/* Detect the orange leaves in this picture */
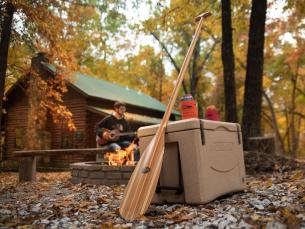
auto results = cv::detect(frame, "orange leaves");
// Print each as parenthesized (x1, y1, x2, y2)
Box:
(290, 170, 304, 181)
(163, 206, 197, 223)
(27, 72, 76, 142)
(285, 48, 305, 65)
(279, 207, 301, 227)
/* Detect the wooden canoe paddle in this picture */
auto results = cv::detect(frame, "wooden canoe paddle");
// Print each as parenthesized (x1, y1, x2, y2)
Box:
(119, 12, 212, 221)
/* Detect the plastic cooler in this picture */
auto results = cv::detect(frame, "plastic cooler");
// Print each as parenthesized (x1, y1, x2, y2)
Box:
(137, 118, 246, 204)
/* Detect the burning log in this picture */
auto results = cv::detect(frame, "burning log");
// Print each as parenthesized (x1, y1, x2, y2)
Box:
(104, 143, 137, 166)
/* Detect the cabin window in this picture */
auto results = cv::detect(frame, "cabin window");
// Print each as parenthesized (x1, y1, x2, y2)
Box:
(62, 132, 74, 148)
(37, 130, 51, 149)
(61, 131, 85, 148)
(15, 129, 51, 149)
(15, 128, 25, 149)
(74, 131, 85, 147)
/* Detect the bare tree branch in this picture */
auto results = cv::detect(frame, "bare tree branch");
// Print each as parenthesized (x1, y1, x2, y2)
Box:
(262, 110, 274, 128)
(150, 31, 188, 94)
(296, 87, 305, 97)
(62, 0, 101, 8)
(262, 90, 286, 154)
(202, 25, 218, 41)
(194, 38, 220, 90)
(294, 111, 305, 119)
(236, 56, 246, 70)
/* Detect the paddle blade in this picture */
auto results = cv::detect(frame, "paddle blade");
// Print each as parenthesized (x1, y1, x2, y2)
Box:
(119, 134, 165, 220)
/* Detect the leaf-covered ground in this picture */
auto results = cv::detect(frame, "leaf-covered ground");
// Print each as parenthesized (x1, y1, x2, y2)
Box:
(0, 156, 305, 228)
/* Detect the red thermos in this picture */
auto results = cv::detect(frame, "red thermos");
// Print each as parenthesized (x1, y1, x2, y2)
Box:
(179, 94, 198, 119)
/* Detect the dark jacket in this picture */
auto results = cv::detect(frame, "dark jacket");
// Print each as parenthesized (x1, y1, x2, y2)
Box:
(95, 114, 133, 143)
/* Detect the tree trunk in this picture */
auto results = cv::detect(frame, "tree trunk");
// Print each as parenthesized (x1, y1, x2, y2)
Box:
(262, 91, 285, 154)
(290, 73, 298, 158)
(242, 0, 267, 149)
(0, 2, 14, 135)
(221, 0, 238, 123)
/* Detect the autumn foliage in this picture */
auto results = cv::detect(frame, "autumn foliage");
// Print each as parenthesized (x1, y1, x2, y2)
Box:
(25, 70, 75, 150)
(1, 0, 304, 156)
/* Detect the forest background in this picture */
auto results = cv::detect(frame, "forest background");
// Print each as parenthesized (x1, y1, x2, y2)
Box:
(0, 0, 304, 158)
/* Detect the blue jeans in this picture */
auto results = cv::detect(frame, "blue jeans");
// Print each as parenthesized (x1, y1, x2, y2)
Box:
(108, 141, 140, 161)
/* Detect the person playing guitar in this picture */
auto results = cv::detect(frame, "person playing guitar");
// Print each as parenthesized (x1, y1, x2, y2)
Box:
(95, 101, 139, 160)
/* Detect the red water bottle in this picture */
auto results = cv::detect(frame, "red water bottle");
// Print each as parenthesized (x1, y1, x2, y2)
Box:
(205, 105, 220, 121)
(179, 94, 198, 119)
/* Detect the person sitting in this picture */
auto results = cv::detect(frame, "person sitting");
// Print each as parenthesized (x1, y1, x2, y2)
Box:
(205, 105, 220, 121)
(95, 101, 140, 161)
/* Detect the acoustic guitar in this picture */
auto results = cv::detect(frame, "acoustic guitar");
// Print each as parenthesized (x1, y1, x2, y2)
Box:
(97, 129, 136, 145)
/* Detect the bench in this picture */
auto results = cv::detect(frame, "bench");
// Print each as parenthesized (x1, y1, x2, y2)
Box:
(13, 147, 109, 182)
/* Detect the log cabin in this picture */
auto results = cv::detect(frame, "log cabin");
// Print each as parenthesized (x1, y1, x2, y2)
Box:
(1, 53, 179, 169)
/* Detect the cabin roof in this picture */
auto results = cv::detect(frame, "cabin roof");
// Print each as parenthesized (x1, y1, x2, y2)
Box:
(42, 63, 180, 116)
(87, 106, 162, 124)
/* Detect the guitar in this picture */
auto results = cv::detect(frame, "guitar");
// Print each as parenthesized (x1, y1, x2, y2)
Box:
(97, 129, 136, 145)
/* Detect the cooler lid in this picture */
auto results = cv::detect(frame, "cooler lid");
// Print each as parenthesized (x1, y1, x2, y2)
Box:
(137, 118, 240, 137)
(200, 119, 240, 132)
(137, 118, 200, 137)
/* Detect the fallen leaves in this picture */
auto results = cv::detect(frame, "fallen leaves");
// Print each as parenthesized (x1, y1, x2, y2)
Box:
(291, 170, 304, 181)
(250, 213, 274, 222)
(0, 168, 304, 228)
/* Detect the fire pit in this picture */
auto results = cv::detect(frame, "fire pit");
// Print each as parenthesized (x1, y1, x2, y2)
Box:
(70, 161, 135, 185)
(70, 142, 137, 185)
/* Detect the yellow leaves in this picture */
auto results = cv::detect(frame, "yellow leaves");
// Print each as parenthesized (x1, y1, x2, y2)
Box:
(15, 225, 31, 229)
(264, 179, 273, 188)
(298, 67, 305, 76)
(162, 206, 197, 223)
(78, 200, 93, 209)
(290, 170, 304, 181)
(285, 49, 303, 66)
(280, 207, 300, 226)
(263, 75, 273, 88)
(250, 213, 273, 222)
(26, 73, 76, 137)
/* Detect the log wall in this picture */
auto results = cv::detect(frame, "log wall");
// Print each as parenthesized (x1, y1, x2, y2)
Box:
(5, 87, 29, 160)
(5, 85, 99, 167)
(48, 87, 94, 167)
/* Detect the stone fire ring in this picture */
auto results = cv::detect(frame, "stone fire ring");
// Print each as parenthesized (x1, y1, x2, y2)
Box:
(70, 162, 135, 185)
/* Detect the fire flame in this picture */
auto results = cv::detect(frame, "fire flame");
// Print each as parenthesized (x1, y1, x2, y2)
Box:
(104, 143, 136, 166)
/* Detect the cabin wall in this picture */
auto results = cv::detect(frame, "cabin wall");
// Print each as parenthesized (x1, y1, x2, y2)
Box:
(5, 87, 29, 160)
(48, 87, 94, 167)
(86, 110, 105, 148)
(3, 85, 97, 168)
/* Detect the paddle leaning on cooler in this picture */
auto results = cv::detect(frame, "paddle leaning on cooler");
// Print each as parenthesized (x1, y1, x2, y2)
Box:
(119, 12, 212, 220)
(94, 101, 140, 161)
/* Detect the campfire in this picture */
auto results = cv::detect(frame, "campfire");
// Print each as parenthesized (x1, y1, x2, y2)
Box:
(104, 143, 137, 166)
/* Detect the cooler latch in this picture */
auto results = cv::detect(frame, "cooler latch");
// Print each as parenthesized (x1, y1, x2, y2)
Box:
(236, 124, 241, 144)
(200, 121, 205, 145)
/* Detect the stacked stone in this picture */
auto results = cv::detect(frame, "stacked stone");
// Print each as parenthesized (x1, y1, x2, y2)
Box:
(70, 162, 135, 185)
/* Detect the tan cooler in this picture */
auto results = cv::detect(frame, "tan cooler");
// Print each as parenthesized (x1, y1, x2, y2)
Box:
(137, 118, 246, 204)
